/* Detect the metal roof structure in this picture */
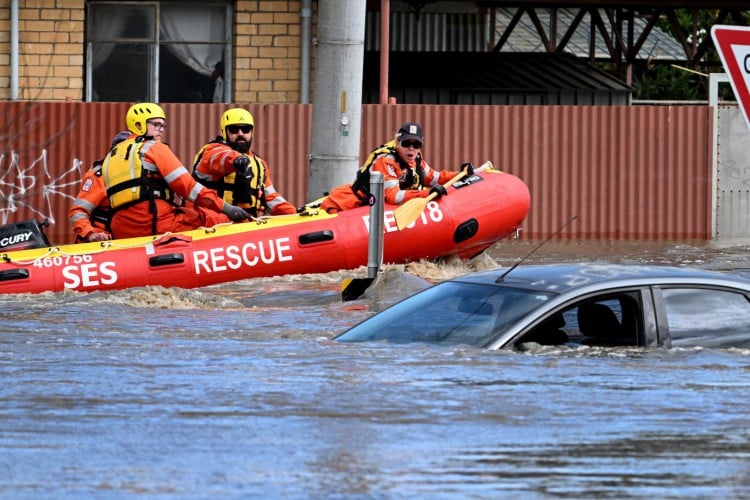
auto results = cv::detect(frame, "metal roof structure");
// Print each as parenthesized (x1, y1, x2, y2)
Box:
(367, 6, 738, 64)
(492, 7, 685, 60)
(366, 2, 748, 104)
(473, 0, 748, 8)
(363, 51, 633, 105)
(384, 1, 749, 65)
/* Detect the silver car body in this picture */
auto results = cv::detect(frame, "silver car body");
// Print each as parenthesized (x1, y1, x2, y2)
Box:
(335, 263, 750, 349)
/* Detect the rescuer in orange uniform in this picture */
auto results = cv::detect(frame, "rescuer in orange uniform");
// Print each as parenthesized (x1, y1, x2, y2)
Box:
(100, 103, 248, 239)
(69, 131, 130, 242)
(319, 122, 470, 213)
(192, 108, 296, 218)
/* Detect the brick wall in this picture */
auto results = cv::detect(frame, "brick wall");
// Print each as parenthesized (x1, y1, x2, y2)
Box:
(235, 0, 312, 103)
(0, 0, 85, 101)
(0, 0, 313, 103)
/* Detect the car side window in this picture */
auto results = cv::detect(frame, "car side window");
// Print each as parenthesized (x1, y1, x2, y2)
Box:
(516, 292, 642, 348)
(566, 295, 641, 346)
(660, 288, 750, 348)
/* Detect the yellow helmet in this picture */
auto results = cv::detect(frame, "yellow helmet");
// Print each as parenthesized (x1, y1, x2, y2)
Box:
(126, 103, 166, 135)
(220, 108, 254, 140)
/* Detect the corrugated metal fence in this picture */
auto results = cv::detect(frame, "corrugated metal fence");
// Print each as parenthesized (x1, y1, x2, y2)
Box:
(0, 102, 711, 244)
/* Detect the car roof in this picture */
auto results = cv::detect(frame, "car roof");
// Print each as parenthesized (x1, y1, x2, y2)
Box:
(450, 263, 750, 294)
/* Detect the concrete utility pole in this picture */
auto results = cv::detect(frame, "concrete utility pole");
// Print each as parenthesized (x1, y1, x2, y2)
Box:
(307, 0, 367, 201)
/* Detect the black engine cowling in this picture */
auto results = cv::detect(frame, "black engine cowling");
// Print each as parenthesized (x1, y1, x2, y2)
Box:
(0, 219, 51, 251)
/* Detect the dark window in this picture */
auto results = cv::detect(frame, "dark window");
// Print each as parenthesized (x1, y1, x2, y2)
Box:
(86, 1, 230, 103)
(517, 292, 642, 348)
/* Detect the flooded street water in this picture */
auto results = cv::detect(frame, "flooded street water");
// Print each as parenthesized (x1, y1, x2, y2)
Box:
(2, 239, 750, 498)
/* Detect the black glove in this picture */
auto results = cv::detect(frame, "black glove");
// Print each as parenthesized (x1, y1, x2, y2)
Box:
(429, 185, 447, 199)
(222, 203, 250, 222)
(232, 155, 250, 174)
(398, 169, 415, 190)
(461, 162, 475, 176)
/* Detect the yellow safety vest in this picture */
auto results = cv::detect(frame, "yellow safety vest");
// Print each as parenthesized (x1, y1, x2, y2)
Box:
(352, 140, 424, 199)
(193, 140, 267, 212)
(101, 137, 172, 211)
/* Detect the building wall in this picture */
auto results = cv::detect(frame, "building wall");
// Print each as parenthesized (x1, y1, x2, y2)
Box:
(0, 102, 712, 245)
(235, 0, 311, 103)
(715, 105, 750, 240)
(0, 2, 630, 106)
(0, 0, 85, 101)
(0, 0, 312, 103)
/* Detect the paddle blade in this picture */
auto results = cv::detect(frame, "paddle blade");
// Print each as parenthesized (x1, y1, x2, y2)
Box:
(393, 196, 433, 231)
(341, 277, 375, 301)
(393, 169, 470, 231)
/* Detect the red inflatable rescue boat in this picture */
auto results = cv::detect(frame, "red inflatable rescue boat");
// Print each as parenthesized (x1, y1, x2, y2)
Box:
(0, 168, 530, 294)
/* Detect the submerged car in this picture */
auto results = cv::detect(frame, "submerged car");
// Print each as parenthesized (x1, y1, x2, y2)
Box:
(334, 263, 750, 349)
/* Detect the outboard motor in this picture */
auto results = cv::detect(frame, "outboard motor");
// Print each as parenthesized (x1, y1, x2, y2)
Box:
(0, 219, 51, 252)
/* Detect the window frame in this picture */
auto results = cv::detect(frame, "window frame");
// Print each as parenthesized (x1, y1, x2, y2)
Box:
(653, 285, 750, 348)
(513, 289, 646, 348)
(85, 0, 232, 103)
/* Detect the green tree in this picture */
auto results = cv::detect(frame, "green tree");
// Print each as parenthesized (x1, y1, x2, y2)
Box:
(630, 9, 748, 100)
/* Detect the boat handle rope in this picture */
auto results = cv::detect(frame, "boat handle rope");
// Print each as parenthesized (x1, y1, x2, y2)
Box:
(2, 232, 176, 265)
(2, 246, 60, 266)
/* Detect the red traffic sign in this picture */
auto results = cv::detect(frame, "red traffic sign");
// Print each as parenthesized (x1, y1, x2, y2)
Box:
(712, 25, 750, 132)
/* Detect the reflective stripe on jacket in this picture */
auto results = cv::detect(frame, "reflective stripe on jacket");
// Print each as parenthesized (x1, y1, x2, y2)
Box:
(69, 162, 112, 241)
(193, 139, 296, 216)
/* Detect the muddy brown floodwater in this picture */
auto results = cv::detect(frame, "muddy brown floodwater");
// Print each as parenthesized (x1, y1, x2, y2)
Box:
(2, 236, 750, 498)
(488, 238, 750, 269)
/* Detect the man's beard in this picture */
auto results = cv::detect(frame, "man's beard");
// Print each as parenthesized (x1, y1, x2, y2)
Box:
(229, 139, 250, 154)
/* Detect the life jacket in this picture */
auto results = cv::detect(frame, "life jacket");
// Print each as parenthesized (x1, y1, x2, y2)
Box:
(101, 136, 174, 232)
(193, 138, 267, 214)
(351, 139, 425, 203)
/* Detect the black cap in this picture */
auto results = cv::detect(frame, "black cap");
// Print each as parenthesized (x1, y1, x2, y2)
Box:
(396, 122, 423, 143)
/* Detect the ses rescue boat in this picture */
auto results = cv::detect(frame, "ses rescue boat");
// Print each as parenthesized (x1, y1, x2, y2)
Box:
(0, 168, 530, 295)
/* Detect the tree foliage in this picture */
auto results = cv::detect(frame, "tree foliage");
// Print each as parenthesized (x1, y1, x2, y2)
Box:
(629, 9, 748, 100)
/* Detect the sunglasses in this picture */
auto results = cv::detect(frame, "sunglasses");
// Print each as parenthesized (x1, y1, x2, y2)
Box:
(227, 125, 253, 134)
(400, 140, 422, 149)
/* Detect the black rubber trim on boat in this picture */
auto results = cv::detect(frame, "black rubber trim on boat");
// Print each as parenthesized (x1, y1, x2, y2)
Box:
(149, 253, 185, 267)
(454, 219, 479, 243)
(0, 268, 29, 281)
(298, 230, 334, 245)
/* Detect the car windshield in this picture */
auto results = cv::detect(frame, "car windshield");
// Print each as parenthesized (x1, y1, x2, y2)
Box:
(335, 281, 556, 347)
